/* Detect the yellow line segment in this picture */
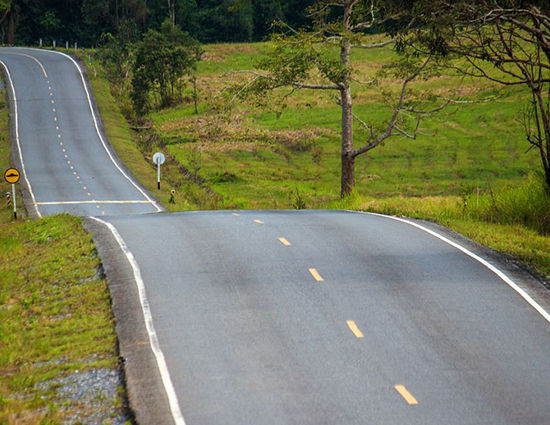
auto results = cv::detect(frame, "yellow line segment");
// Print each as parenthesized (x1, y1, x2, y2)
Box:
(5, 52, 49, 78)
(346, 320, 364, 338)
(278, 237, 291, 246)
(394, 385, 418, 405)
(309, 268, 324, 282)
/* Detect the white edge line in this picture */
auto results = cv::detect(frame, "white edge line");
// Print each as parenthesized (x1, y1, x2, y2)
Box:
(37, 200, 154, 205)
(0, 60, 41, 218)
(25, 48, 162, 212)
(352, 210, 550, 324)
(89, 217, 185, 425)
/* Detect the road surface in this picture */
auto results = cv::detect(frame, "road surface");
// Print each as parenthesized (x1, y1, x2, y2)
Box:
(3, 48, 550, 424)
(0, 47, 161, 217)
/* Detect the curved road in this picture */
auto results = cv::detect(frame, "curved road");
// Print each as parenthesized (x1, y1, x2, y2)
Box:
(0, 47, 160, 216)
(3, 48, 550, 424)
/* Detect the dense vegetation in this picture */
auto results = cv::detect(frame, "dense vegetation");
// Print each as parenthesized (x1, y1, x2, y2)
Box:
(0, 0, 315, 46)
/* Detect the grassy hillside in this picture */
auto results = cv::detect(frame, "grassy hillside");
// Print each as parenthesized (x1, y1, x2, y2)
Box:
(150, 42, 536, 208)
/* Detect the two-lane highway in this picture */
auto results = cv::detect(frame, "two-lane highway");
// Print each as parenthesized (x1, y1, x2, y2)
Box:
(4, 47, 550, 424)
(91, 210, 550, 425)
(0, 47, 161, 216)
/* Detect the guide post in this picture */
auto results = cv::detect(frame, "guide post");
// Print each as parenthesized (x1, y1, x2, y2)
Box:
(153, 152, 166, 190)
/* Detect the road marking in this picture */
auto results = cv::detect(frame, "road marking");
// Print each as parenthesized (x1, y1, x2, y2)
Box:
(346, 320, 364, 338)
(395, 385, 418, 405)
(50, 92, 53, 96)
(96, 205, 100, 208)
(363, 212, 550, 325)
(309, 268, 324, 282)
(279, 237, 291, 246)
(0, 61, 41, 217)
(254, 219, 264, 224)
(51, 99, 54, 104)
(101, 211, 105, 216)
(36, 200, 155, 205)
(89, 217, 186, 425)
(56, 126, 60, 130)
(34, 49, 162, 213)
(83, 186, 87, 190)
(54, 117, 57, 121)
(232, 213, 241, 216)
(4, 52, 49, 78)
(53, 108, 56, 113)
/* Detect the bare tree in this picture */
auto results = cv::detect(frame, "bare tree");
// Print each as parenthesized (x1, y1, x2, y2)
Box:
(411, 0, 550, 188)
(226, 0, 443, 197)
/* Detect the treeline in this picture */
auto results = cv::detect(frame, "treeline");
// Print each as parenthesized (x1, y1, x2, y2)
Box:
(0, 0, 315, 46)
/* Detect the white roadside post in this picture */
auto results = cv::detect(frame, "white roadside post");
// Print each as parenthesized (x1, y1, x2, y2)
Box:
(4, 168, 20, 220)
(153, 152, 166, 190)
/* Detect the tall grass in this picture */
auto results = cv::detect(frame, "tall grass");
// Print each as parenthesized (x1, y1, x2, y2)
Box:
(463, 173, 550, 236)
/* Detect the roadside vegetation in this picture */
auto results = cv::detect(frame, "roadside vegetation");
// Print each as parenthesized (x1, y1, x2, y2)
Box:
(0, 68, 128, 424)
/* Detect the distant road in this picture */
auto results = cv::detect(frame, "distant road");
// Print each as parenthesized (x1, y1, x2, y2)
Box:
(5, 48, 550, 424)
(0, 47, 161, 216)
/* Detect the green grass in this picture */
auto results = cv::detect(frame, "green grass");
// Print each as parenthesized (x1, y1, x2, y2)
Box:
(0, 56, 127, 424)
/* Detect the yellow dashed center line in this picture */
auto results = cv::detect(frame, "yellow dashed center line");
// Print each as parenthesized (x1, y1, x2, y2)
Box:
(309, 268, 324, 282)
(394, 385, 418, 405)
(278, 237, 291, 246)
(346, 320, 364, 338)
(254, 219, 264, 224)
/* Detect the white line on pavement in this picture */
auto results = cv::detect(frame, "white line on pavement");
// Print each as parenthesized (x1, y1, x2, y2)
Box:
(362, 211, 550, 325)
(89, 217, 186, 425)
(0, 60, 41, 217)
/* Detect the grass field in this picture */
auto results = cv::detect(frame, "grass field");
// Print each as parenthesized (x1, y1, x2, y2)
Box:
(0, 58, 128, 424)
(84, 41, 550, 278)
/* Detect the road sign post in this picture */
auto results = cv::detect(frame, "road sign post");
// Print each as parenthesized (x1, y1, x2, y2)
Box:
(4, 168, 20, 220)
(153, 152, 166, 190)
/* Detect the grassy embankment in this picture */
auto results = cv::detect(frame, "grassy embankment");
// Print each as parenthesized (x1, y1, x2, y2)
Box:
(0, 61, 127, 423)
(85, 42, 550, 278)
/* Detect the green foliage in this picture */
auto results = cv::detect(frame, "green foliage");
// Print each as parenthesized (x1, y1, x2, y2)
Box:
(131, 21, 199, 115)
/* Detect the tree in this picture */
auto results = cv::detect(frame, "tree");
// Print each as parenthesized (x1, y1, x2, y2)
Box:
(227, 0, 440, 197)
(409, 0, 550, 189)
(131, 20, 199, 114)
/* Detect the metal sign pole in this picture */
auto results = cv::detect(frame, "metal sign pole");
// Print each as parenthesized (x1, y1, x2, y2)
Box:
(157, 161, 161, 190)
(12, 183, 16, 220)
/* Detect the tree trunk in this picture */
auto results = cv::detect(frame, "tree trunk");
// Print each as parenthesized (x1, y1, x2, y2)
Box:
(7, 10, 13, 46)
(340, 82, 354, 197)
(168, 0, 175, 24)
(340, 1, 355, 197)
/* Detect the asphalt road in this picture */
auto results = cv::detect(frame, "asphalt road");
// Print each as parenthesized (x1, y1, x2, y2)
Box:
(4, 48, 550, 424)
(0, 47, 160, 217)
(94, 210, 550, 425)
